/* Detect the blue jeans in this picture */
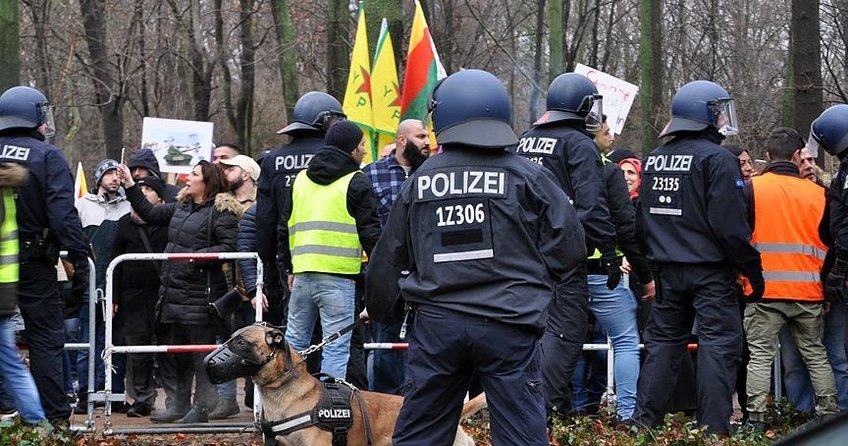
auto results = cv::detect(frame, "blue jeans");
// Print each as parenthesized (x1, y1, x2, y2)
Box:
(285, 273, 355, 379)
(369, 320, 406, 394)
(587, 274, 640, 420)
(571, 321, 607, 413)
(0, 316, 46, 424)
(63, 316, 80, 395)
(780, 301, 848, 411)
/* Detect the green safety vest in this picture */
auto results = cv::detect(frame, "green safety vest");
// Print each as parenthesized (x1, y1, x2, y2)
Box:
(589, 153, 622, 260)
(0, 188, 19, 311)
(288, 170, 362, 275)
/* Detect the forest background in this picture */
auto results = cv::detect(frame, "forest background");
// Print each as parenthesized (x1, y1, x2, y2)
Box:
(0, 0, 839, 176)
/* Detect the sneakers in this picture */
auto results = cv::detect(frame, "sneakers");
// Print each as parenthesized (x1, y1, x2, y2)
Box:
(126, 402, 152, 418)
(111, 401, 131, 414)
(150, 406, 189, 423)
(208, 399, 240, 420)
(741, 419, 766, 432)
(174, 406, 209, 423)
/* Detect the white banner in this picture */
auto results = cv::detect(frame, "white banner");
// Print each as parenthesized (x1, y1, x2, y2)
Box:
(574, 63, 639, 135)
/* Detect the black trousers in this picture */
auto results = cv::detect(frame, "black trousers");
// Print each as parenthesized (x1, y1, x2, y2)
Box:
(541, 275, 590, 416)
(17, 260, 69, 421)
(157, 322, 218, 411)
(393, 305, 548, 446)
(634, 263, 742, 434)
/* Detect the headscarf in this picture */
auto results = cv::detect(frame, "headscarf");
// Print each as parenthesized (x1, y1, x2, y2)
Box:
(617, 158, 642, 200)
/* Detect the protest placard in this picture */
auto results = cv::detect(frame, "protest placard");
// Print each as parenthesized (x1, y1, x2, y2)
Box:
(574, 64, 639, 135)
(141, 117, 214, 174)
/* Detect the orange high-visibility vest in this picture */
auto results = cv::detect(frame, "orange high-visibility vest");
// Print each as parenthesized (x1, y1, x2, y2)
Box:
(750, 172, 826, 301)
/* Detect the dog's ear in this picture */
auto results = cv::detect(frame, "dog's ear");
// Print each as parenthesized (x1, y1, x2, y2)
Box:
(265, 328, 285, 348)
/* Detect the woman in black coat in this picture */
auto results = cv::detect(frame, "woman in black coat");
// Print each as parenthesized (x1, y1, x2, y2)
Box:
(117, 161, 239, 423)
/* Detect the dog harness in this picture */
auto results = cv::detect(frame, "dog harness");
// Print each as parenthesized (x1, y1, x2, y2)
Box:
(261, 374, 373, 446)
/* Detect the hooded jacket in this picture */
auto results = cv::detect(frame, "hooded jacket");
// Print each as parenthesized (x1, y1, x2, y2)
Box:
(278, 145, 381, 275)
(127, 149, 181, 203)
(126, 185, 240, 325)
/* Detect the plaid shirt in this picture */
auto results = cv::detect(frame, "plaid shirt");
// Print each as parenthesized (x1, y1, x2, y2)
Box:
(363, 152, 411, 228)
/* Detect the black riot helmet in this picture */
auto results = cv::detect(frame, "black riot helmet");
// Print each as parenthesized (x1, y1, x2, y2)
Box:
(429, 69, 518, 149)
(276, 91, 346, 136)
(659, 80, 738, 138)
(536, 73, 603, 131)
(0, 86, 57, 138)
(808, 104, 848, 158)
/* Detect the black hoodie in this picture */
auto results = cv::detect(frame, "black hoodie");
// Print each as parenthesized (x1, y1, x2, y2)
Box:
(127, 148, 181, 203)
(278, 145, 381, 274)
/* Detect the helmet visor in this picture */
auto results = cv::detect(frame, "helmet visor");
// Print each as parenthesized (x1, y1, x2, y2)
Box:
(806, 131, 821, 159)
(315, 110, 347, 132)
(585, 95, 603, 132)
(39, 102, 56, 138)
(710, 98, 738, 136)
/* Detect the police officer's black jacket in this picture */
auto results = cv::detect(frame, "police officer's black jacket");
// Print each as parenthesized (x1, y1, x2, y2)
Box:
(514, 123, 616, 257)
(0, 131, 89, 260)
(603, 163, 651, 284)
(126, 185, 239, 325)
(277, 144, 381, 275)
(256, 134, 324, 266)
(636, 132, 760, 270)
(365, 146, 587, 330)
(827, 157, 848, 252)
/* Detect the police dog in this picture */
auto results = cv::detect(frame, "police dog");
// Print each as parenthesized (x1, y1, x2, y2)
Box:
(205, 323, 483, 446)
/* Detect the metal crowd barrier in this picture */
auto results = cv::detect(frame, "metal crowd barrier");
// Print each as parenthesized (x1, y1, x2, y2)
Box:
(57, 253, 98, 433)
(100, 252, 263, 435)
(364, 339, 784, 405)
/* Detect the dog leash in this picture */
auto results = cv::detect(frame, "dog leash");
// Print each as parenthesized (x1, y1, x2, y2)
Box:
(299, 318, 365, 359)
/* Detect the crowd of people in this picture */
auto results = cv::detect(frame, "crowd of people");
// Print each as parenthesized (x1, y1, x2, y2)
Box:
(0, 69, 846, 444)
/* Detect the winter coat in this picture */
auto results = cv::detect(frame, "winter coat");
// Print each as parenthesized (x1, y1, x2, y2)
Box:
(126, 185, 239, 325)
(111, 213, 168, 334)
(238, 204, 259, 296)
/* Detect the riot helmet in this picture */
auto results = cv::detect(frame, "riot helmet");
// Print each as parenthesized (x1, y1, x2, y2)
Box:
(659, 80, 738, 138)
(276, 91, 346, 136)
(428, 69, 517, 149)
(808, 104, 848, 158)
(537, 73, 603, 131)
(0, 86, 56, 138)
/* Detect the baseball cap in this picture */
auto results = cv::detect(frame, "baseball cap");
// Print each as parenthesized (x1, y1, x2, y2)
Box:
(219, 154, 261, 181)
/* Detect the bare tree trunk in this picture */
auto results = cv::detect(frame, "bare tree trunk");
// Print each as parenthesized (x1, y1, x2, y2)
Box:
(79, 0, 124, 161)
(270, 0, 299, 121)
(639, 0, 663, 155)
(326, 0, 349, 100)
(237, 0, 257, 152)
(531, 0, 547, 123)
(0, 0, 20, 91)
(547, 0, 563, 78)
(167, 0, 213, 121)
(134, 0, 149, 118)
(789, 0, 822, 142)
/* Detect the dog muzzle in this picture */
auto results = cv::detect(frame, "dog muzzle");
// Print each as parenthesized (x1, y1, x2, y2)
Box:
(204, 342, 273, 384)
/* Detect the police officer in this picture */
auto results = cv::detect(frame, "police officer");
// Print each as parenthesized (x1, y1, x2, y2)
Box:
(634, 80, 763, 434)
(0, 86, 90, 423)
(365, 69, 587, 445)
(514, 72, 618, 419)
(255, 91, 346, 325)
(811, 105, 848, 301)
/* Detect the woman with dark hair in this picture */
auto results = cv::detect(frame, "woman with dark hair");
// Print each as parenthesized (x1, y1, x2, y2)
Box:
(115, 161, 239, 423)
(724, 144, 755, 182)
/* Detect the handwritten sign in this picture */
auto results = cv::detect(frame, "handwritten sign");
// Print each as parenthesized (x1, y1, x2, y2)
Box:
(574, 64, 639, 135)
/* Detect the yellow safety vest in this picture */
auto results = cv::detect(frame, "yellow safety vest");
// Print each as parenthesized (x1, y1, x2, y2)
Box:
(288, 170, 362, 275)
(0, 188, 19, 303)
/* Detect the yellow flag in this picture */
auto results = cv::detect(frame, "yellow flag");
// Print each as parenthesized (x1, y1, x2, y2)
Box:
(74, 162, 88, 199)
(342, 5, 375, 164)
(371, 18, 401, 159)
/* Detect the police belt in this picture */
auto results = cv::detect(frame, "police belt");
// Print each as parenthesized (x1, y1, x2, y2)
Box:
(261, 374, 373, 446)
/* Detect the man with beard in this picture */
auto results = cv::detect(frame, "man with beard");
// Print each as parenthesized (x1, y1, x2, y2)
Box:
(220, 154, 260, 217)
(362, 119, 430, 394)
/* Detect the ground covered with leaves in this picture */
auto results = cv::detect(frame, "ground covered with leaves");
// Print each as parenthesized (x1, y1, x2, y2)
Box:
(0, 400, 818, 445)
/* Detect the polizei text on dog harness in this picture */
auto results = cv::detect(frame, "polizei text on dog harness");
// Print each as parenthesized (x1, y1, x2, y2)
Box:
(262, 375, 372, 446)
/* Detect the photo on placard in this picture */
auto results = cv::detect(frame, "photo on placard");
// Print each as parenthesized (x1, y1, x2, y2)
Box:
(141, 117, 214, 174)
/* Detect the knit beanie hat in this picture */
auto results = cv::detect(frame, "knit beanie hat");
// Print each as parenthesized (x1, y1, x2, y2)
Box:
(136, 176, 165, 200)
(324, 121, 363, 153)
(95, 159, 120, 186)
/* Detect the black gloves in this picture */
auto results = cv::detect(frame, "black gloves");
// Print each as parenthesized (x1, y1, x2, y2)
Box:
(71, 257, 90, 303)
(826, 248, 848, 303)
(739, 259, 765, 302)
(600, 252, 622, 290)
